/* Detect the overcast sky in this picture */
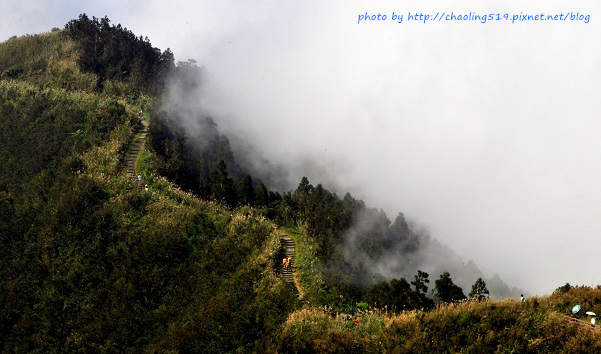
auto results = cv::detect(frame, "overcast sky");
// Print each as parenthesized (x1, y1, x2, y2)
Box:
(3, 0, 601, 295)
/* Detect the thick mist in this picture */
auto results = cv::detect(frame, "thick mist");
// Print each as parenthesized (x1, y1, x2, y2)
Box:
(159, 64, 525, 298)
(4, 0, 601, 295)
(159, 2, 601, 295)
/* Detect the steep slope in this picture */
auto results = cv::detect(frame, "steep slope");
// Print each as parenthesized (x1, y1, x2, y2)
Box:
(0, 25, 299, 353)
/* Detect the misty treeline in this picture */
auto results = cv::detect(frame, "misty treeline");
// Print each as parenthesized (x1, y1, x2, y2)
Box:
(146, 58, 502, 310)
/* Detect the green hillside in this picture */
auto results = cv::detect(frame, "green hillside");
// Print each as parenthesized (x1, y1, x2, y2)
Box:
(1, 15, 600, 352)
(0, 17, 296, 352)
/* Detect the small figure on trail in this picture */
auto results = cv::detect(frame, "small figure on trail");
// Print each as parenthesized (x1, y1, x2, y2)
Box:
(520, 294, 525, 302)
(586, 311, 597, 326)
(286, 257, 292, 268)
(283, 258, 288, 269)
(144, 184, 149, 192)
(137, 174, 142, 184)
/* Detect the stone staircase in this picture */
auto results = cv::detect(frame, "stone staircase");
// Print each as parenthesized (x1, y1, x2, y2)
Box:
(280, 234, 295, 283)
(126, 121, 148, 180)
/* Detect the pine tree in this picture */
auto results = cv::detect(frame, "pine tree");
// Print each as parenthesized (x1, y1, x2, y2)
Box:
(433, 271, 466, 303)
(411, 270, 434, 308)
(237, 174, 255, 206)
(209, 160, 237, 207)
(254, 182, 268, 207)
(412, 270, 429, 295)
(469, 277, 490, 301)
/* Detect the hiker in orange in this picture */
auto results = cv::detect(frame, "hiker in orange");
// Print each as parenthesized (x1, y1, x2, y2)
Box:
(282, 258, 288, 269)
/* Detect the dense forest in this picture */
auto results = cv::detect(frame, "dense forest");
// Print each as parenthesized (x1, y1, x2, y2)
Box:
(1, 14, 600, 352)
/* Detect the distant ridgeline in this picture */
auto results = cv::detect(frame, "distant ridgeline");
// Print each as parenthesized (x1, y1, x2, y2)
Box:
(1, 14, 529, 352)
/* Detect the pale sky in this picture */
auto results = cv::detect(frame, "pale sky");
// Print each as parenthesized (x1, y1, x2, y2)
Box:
(3, 0, 601, 295)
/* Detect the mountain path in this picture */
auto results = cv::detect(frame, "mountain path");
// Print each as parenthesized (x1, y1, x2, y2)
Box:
(280, 233, 304, 298)
(126, 120, 148, 180)
(561, 314, 600, 333)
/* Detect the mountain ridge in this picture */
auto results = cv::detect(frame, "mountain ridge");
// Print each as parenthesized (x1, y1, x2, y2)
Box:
(2, 16, 593, 353)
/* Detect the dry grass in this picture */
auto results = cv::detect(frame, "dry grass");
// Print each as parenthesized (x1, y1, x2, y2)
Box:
(277, 288, 601, 352)
(1, 31, 97, 90)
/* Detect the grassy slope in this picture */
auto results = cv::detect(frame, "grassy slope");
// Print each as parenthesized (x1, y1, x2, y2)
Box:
(276, 287, 601, 352)
(0, 31, 298, 352)
(278, 230, 601, 352)
(0, 30, 96, 90)
(60, 139, 296, 352)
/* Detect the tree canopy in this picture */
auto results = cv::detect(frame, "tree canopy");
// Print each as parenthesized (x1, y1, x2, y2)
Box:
(65, 14, 174, 93)
(469, 277, 490, 301)
(433, 271, 466, 303)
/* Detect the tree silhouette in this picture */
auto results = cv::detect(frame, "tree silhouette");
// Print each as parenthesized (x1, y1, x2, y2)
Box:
(411, 270, 434, 308)
(433, 271, 466, 303)
(65, 13, 174, 93)
(209, 160, 237, 207)
(469, 277, 490, 301)
(237, 174, 255, 206)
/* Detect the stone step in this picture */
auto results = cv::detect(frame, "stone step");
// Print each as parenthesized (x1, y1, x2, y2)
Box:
(125, 123, 149, 180)
(280, 234, 297, 284)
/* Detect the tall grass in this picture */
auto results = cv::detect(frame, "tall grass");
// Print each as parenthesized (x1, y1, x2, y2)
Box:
(276, 288, 601, 352)
(0, 31, 96, 90)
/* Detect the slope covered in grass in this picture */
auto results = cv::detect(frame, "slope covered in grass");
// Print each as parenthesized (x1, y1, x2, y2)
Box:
(275, 286, 601, 352)
(0, 23, 299, 352)
(0, 30, 96, 91)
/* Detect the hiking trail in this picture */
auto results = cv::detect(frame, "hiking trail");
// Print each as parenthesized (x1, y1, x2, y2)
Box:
(280, 233, 305, 299)
(125, 120, 148, 181)
(561, 314, 601, 334)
